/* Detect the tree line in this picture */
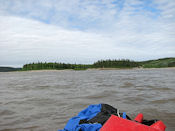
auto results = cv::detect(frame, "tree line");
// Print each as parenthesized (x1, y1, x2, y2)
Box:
(93, 59, 139, 68)
(22, 59, 139, 70)
(22, 62, 92, 70)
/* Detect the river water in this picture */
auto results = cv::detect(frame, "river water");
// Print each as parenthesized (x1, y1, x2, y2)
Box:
(0, 68, 175, 131)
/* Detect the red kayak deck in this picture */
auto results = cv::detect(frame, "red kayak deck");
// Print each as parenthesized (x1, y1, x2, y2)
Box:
(100, 115, 166, 131)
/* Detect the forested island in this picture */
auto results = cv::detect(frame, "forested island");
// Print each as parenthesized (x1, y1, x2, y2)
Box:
(22, 59, 138, 71)
(22, 57, 175, 71)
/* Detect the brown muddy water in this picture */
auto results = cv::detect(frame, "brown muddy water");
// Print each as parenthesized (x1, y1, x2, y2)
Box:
(0, 68, 175, 131)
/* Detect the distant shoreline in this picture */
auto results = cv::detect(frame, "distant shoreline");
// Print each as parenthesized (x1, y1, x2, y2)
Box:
(1, 57, 175, 72)
(2, 67, 174, 73)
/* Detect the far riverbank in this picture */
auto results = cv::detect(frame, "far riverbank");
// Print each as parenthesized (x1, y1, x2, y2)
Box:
(1, 57, 175, 72)
(6, 66, 175, 73)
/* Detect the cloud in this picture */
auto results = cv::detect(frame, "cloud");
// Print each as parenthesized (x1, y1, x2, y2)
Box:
(0, 16, 118, 66)
(154, 0, 175, 19)
(0, 0, 175, 67)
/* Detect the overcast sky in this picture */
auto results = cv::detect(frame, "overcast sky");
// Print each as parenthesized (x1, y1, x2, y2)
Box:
(0, 0, 175, 67)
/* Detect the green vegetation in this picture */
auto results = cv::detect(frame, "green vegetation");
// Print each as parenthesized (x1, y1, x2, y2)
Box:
(0, 67, 21, 72)
(1, 57, 175, 72)
(21, 57, 175, 71)
(93, 59, 139, 68)
(140, 57, 175, 68)
(22, 62, 92, 71)
(22, 60, 139, 71)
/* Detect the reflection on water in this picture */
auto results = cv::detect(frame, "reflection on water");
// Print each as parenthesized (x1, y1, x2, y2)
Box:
(0, 68, 175, 131)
